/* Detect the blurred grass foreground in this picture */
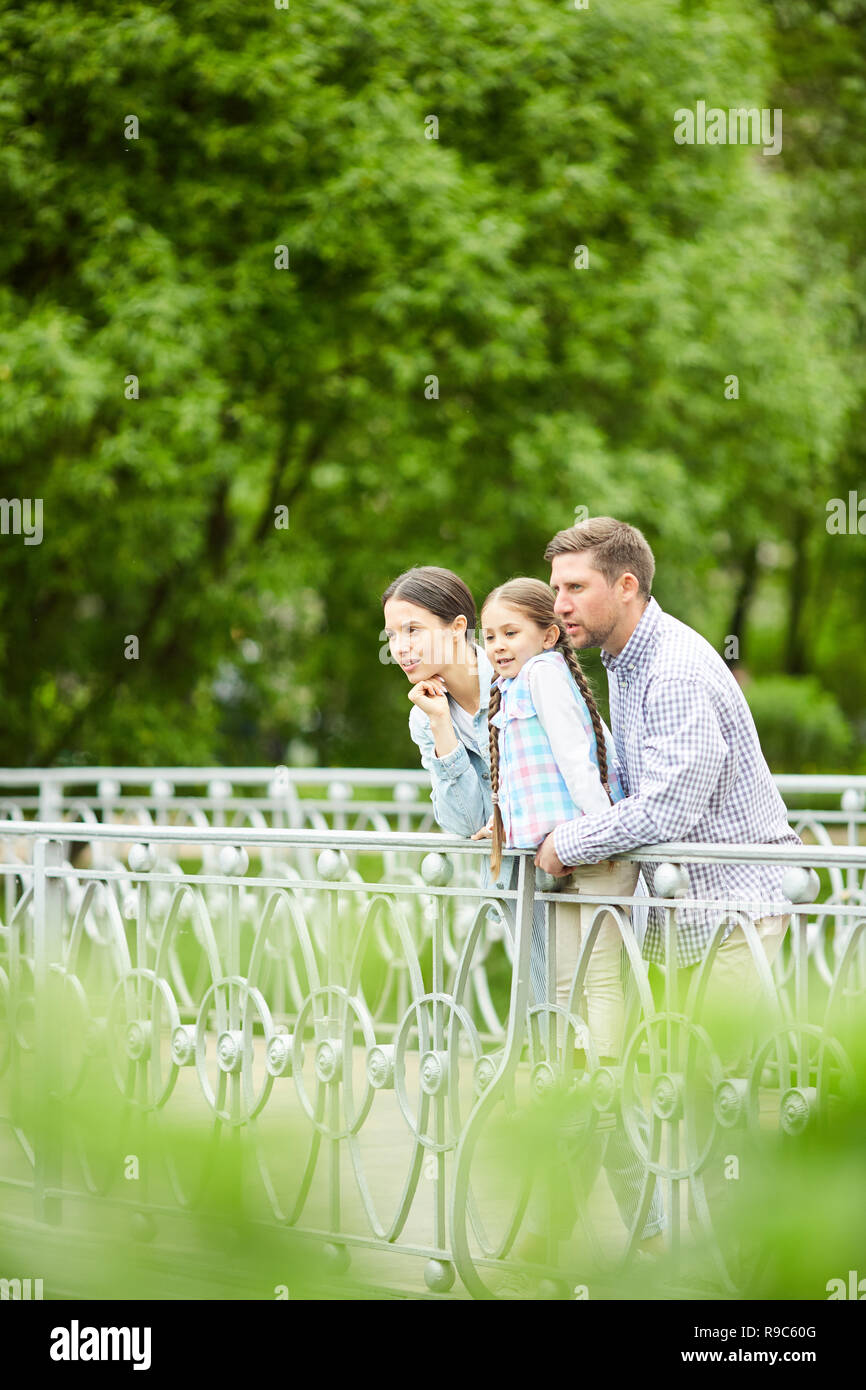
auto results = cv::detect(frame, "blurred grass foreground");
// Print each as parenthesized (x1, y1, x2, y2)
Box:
(5, 884, 866, 1295)
(2, 991, 865, 1301)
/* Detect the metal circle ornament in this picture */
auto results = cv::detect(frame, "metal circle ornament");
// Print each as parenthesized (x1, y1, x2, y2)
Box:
(106, 969, 182, 1110)
(193, 977, 277, 1124)
(290, 986, 377, 1140)
(393, 994, 482, 1152)
(746, 1023, 854, 1138)
(620, 1013, 722, 1180)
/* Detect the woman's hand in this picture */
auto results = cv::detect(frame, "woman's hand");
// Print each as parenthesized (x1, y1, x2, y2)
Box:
(408, 676, 459, 758)
(471, 816, 494, 840)
(407, 678, 450, 722)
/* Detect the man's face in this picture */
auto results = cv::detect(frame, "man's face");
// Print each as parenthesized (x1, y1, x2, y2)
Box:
(550, 552, 620, 650)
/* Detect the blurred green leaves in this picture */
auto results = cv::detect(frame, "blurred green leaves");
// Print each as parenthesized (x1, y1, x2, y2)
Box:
(745, 675, 854, 773)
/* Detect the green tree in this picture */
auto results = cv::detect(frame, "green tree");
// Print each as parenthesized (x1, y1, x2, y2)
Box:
(0, 0, 860, 769)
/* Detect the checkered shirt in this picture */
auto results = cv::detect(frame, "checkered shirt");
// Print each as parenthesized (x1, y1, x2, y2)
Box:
(552, 598, 802, 967)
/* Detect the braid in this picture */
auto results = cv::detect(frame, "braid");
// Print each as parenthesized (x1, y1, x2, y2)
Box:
(557, 638, 613, 804)
(488, 683, 505, 878)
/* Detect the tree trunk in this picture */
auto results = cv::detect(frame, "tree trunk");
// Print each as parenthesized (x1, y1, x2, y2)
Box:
(785, 513, 808, 676)
(727, 542, 759, 667)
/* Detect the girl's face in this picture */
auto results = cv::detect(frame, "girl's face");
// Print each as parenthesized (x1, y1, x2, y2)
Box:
(482, 601, 558, 679)
(383, 598, 466, 682)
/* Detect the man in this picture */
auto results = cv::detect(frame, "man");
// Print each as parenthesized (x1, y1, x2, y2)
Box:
(536, 515, 798, 1008)
(534, 517, 801, 1274)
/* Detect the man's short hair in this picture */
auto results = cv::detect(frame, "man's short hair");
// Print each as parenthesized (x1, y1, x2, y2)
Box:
(544, 516, 655, 599)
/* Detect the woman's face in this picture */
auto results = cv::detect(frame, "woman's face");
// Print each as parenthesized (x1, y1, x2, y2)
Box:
(383, 598, 465, 682)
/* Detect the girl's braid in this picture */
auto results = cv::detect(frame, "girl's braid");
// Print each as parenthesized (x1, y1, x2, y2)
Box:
(556, 636, 613, 804)
(488, 682, 505, 877)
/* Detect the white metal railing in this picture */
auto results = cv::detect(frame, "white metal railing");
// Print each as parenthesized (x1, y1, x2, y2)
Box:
(2, 814, 864, 1298)
(0, 769, 863, 869)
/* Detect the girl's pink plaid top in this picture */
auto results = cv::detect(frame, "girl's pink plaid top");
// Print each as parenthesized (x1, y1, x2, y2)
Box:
(491, 650, 625, 849)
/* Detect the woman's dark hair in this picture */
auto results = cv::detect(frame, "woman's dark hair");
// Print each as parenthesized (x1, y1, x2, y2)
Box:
(382, 566, 476, 638)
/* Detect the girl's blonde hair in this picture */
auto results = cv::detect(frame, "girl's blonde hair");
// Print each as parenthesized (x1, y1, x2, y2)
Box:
(481, 578, 612, 876)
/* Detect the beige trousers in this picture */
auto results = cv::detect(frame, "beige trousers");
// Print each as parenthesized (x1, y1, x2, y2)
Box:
(551, 859, 641, 1059)
(685, 913, 790, 1073)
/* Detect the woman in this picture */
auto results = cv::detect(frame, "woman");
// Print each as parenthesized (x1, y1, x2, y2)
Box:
(382, 565, 547, 999)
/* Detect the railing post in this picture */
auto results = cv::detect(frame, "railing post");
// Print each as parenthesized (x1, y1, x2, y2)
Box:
(450, 852, 536, 1298)
(37, 778, 62, 824)
(654, 860, 690, 1282)
(663, 890, 680, 1278)
(33, 835, 63, 1224)
(841, 789, 864, 989)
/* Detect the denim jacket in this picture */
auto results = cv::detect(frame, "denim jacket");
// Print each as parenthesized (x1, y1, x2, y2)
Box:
(408, 646, 513, 893)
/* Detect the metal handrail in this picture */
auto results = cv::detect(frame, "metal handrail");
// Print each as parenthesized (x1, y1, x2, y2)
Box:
(1, 818, 864, 868)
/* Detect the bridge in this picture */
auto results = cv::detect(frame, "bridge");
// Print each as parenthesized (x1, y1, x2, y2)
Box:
(1, 769, 864, 1300)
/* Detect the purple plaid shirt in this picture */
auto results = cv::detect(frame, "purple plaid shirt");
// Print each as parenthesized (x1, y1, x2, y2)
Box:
(552, 597, 801, 967)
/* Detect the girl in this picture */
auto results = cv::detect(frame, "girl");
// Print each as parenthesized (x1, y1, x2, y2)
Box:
(476, 577, 637, 1062)
(476, 578, 665, 1264)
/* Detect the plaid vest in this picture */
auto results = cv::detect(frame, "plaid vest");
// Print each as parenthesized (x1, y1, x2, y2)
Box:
(491, 650, 625, 848)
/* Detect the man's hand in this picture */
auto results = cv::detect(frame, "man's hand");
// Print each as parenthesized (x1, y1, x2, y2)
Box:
(535, 831, 570, 876)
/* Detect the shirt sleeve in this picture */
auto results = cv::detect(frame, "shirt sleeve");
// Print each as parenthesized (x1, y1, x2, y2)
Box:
(552, 677, 729, 865)
(528, 662, 612, 818)
(409, 709, 490, 839)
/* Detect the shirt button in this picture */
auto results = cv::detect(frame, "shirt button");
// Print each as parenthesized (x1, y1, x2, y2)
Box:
(482, 772, 490, 781)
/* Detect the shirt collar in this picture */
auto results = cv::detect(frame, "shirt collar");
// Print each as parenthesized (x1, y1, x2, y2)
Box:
(491, 648, 554, 695)
(601, 596, 662, 674)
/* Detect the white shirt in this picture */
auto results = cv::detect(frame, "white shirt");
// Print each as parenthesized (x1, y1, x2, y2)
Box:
(448, 691, 485, 757)
(528, 660, 613, 817)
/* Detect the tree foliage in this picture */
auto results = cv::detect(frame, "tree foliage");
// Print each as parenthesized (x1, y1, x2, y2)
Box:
(0, 0, 862, 769)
